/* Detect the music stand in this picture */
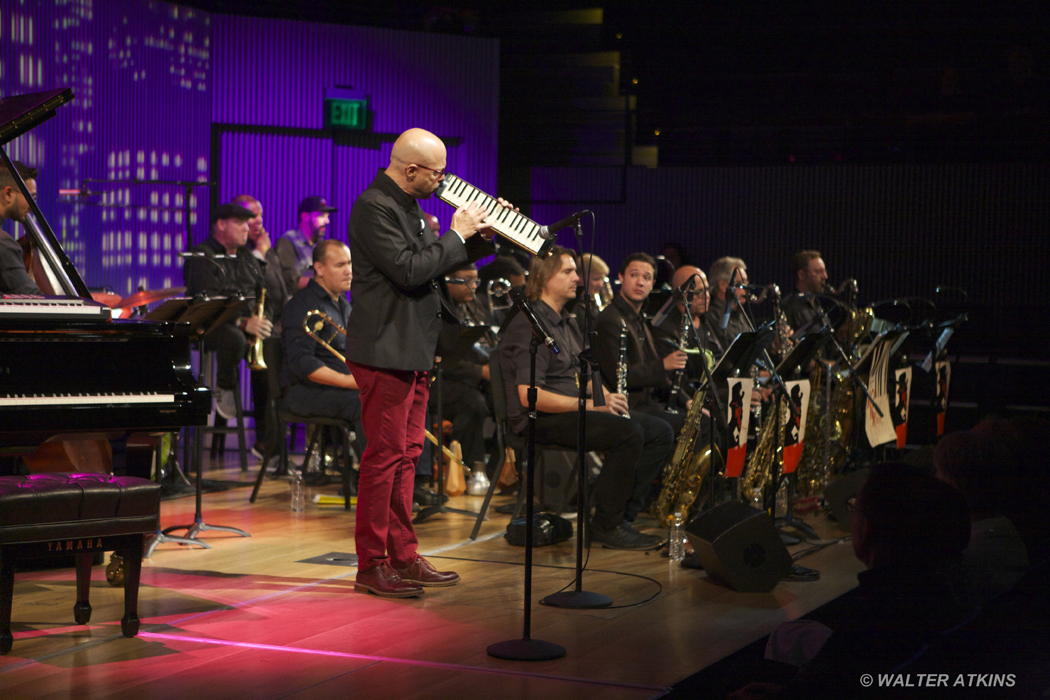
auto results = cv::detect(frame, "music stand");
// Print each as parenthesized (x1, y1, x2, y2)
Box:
(162, 297, 253, 543)
(771, 329, 834, 540)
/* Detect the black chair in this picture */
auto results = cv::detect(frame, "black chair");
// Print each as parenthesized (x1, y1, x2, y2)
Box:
(469, 350, 578, 539)
(194, 348, 249, 472)
(249, 342, 357, 510)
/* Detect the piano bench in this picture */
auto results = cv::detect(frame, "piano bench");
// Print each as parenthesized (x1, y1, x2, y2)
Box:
(0, 473, 161, 655)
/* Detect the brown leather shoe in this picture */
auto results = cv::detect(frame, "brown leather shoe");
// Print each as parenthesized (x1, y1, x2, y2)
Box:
(394, 555, 460, 587)
(354, 561, 424, 598)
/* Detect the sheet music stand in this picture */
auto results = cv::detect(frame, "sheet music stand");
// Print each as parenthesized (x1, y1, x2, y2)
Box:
(770, 329, 834, 541)
(162, 296, 253, 543)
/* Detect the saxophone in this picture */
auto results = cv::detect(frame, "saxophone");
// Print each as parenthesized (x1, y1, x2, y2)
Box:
(654, 351, 717, 527)
(247, 287, 267, 371)
(616, 319, 629, 419)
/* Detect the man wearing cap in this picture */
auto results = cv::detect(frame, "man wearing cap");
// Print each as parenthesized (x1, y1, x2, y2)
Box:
(346, 127, 505, 598)
(275, 196, 336, 295)
(184, 202, 274, 420)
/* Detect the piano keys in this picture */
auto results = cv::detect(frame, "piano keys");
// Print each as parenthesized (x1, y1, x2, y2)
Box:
(435, 174, 555, 257)
(0, 89, 210, 468)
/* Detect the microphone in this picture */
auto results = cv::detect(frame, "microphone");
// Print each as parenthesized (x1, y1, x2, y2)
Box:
(651, 274, 697, 327)
(537, 210, 590, 239)
(721, 267, 737, 330)
(509, 286, 560, 354)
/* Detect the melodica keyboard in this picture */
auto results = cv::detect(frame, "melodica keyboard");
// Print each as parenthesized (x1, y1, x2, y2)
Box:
(435, 174, 554, 257)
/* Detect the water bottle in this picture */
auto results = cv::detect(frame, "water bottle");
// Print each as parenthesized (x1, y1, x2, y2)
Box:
(669, 511, 685, 562)
(291, 470, 305, 514)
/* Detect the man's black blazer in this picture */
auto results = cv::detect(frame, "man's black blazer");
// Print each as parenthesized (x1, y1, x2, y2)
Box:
(346, 170, 493, 372)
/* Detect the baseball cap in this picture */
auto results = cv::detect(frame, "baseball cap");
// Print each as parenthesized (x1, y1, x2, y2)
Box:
(298, 196, 338, 215)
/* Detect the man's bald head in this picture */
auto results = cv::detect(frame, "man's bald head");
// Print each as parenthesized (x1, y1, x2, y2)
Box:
(386, 128, 448, 200)
(671, 265, 710, 315)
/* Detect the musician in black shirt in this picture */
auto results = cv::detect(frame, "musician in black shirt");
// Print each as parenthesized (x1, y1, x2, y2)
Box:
(184, 202, 273, 419)
(0, 160, 41, 295)
(594, 252, 687, 434)
(500, 246, 674, 550)
(433, 261, 493, 472)
(280, 239, 362, 445)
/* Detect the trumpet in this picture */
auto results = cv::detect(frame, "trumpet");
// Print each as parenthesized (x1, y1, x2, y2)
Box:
(487, 277, 512, 311)
(247, 288, 267, 370)
(301, 309, 467, 471)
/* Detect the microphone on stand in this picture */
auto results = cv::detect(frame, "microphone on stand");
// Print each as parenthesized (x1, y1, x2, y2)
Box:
(721, 267, 738, 330)
(537, 210, 591, 240)
(651, 274, 697, 327)
(509, 286, 560, 354)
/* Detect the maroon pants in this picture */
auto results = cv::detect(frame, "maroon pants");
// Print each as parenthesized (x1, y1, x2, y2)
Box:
(348, 362, 428, 571)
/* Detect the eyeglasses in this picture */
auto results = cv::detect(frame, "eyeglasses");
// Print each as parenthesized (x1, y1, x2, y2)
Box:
(412, 163, 447, 178)
(446, 277, 480, 287)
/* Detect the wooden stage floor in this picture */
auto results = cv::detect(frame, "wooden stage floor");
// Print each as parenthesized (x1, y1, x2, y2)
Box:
(1, 456, 864, 700)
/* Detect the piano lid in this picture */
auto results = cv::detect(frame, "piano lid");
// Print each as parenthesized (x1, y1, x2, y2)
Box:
(0, 88, 74, 146)
(0, 88, 90, 300)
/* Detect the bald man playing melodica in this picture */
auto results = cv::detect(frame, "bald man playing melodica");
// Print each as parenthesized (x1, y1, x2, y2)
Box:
(346, 128, 508, 598)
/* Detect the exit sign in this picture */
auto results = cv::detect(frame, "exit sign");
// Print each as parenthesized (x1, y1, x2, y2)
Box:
(323, 88, 369, 131)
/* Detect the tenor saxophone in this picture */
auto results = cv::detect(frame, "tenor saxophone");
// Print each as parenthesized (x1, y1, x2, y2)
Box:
(654, 350, 717, 527)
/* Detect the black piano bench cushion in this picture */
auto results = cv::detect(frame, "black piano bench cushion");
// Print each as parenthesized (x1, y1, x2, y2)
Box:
(0, 473, 160, 543)
(0, 474, 160, 655)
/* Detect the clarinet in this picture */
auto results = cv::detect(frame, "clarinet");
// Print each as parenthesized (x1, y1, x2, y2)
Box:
(666, 298, 691, 414)
(616, 319, 630, 418)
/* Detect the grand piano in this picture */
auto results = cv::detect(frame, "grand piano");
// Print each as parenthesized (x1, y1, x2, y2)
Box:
(0, 89, 210, 472)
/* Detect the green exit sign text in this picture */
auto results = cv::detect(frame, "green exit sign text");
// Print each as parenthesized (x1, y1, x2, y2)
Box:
(325, 98, 368, 130)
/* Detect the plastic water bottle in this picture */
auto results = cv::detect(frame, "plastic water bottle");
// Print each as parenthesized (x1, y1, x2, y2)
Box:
(291, 470, 305, 514)
(669, 511, 685, 562)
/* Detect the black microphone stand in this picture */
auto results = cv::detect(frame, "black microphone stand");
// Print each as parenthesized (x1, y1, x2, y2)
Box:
(542, 219, 612, 610)
(488, 337, 566, 661)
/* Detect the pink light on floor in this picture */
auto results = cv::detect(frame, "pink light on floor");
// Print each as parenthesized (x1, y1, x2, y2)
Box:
(138, 632, 667, 692)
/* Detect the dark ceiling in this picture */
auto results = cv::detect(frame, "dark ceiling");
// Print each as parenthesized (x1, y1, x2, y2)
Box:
(181, 1, 1050, 165)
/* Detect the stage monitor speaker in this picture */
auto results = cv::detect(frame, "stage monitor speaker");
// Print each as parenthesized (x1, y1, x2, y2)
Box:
(685, 501, 792, 593)
(824, 468, 870, 532)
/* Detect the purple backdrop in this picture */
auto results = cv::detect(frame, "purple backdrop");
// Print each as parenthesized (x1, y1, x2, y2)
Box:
(0, 2, 499, 295)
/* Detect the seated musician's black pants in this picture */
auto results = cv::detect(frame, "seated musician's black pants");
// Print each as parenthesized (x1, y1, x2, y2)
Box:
(432, 382, 489, 469)
(529, 410, 674, 530)
(202, 322, 247, 391)
(281, 383, 365, 457)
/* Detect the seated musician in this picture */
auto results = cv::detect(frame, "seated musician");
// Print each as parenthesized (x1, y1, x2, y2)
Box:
(433, 262, 493, 473)
(594, 253, 688, 435)
(782, 250, 828, 335)
(231, 194, 290, 456)
(183, 202, 274, 419)
(580, 252, 613, 312)
(275, 196, 336, 293)
(499, 246, 674, 550)
(651, 264, 721, 416)
(0, 160, 41, 295)
(280, 239, 363, 452)
(704, 256, 751, 351)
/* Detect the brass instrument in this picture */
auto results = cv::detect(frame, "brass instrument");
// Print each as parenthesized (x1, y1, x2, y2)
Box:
(594, 277, 613, 312)
(739, 399, 790, 510)
(487, 277, 512, 311)
(654, 354, 719, 527)
(302, 309, 466, 472)
(247, 288, 267, 370)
